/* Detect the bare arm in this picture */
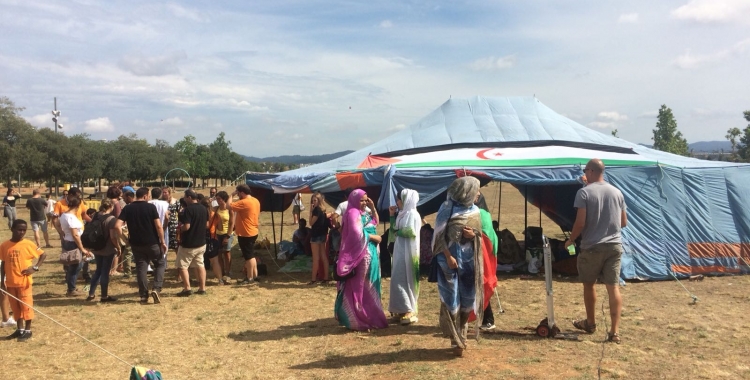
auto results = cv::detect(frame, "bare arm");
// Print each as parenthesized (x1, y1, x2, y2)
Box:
(114, 219, 126, 245)
(621, 210, 628, 228)
(154, 218, 167, 253)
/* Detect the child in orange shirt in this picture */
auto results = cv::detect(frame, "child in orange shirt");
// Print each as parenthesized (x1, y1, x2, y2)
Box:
(0, 219, 47, 342)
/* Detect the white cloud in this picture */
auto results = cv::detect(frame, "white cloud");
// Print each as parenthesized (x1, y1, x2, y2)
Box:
(25, 113, 53, 128)
(618, 13, 639, 23)
(160, 117, 183, 126)
(469, 54, 516, 71)
(673, 38, 750, 69)
(588, 121, 614, 129)
(166, 3, 206, 22)
(380, 20, 393, 28)
(385, 123, 406, 132)
(638, 111, 659, 119)
(118, 51, 187, 76)
(672, 0, 750, 23)
(597, 111, 629, 121)
(84, 117, 115, 132)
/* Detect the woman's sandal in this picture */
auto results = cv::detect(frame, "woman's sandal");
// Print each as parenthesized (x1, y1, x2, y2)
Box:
(572, 319, 597, 334)
(607, 332, 621, 344)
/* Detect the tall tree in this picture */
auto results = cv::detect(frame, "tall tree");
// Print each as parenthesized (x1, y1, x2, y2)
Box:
(652, 105, 689, 156)
(611, 129, 619, 138)
(737, 111, 750, 161)
(726, 127, 741, 161)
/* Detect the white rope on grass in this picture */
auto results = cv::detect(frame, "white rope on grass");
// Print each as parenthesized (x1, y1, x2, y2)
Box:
(0, 287, 133, 368)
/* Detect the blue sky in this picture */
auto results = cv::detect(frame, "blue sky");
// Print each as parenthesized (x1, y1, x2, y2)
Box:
(1, 0, 748, 156)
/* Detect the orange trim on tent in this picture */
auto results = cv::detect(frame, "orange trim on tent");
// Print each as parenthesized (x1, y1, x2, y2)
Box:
(671, 264, 742, 274)
(687, 243, 742, 259)
(335, 172, 366, 190)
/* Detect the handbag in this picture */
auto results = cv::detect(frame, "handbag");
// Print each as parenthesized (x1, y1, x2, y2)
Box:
(299, 203, 305, 211)
(427, 256, 440, 283)
(59, 248, 83, 265)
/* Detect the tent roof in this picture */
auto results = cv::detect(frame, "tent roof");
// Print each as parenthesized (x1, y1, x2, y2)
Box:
(280, 96, 737, 176)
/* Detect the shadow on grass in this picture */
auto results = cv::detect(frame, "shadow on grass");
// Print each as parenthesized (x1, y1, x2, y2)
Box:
(228, 318, 444, 342)
(289, 348, 455, 369)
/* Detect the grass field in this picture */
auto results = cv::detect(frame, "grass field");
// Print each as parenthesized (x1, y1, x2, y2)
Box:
(1, 183, 749, 379)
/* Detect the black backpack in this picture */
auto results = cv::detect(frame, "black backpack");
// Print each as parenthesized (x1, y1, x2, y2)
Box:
(82, 214, 110, 251)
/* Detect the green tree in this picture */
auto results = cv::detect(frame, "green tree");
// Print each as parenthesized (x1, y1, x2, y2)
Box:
(726, 127, 741, 161)
(652, 105, 689, 156)
(611, 129, 619, 138)
(737, 111, 750, 161)
(0, 97, 37, 186)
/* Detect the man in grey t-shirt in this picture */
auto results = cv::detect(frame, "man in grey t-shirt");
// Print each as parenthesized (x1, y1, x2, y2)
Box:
(565, 158, 627, 344)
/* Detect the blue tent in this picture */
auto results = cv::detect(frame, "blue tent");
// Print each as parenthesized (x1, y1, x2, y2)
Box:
(246, 96, 750, 280)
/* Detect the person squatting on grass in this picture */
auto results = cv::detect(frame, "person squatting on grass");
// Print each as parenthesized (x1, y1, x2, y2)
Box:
(115, 187, 167, 304)
(0, 219, 47, 342)
(565, 158, 628, 344)
(228, 184, 261, 285)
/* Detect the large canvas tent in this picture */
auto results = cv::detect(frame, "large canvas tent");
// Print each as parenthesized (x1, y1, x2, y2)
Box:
(245, 96, 750, 280)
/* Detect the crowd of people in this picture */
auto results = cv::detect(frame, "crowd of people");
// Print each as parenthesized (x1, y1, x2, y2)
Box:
(1, 158, 627, 352)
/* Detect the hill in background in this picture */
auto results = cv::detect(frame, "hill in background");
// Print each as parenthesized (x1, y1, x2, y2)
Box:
(688, 141, 731, 153)
(243, 150, 354, 165)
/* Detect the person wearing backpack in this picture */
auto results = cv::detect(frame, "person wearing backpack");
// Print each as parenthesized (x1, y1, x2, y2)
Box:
(86, 199, 120, 302)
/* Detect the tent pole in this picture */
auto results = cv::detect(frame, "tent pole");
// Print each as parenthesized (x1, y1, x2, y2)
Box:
(497, 182, 502, 226)
(539, 206, 542, 228)
(280, 204, 284, 249)
(271, 210, 277, 255)
(524, 186, 528, 233)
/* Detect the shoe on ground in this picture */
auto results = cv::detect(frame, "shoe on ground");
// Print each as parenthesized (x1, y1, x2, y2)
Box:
(100, 296, 118, 303)
(239, 278, 255, 285)
(479, 323, 496, 331)
(139, 297, 149, 305)
(5, 329, 22, 340)
(176, 289, 193, 297)
(151, 291, 161, 304)
(66, 290, 82, 297)
(82, 275, 92, 282)
(85, 295, 96, 302)
(195, 289, 206, 295)
(1, 317, 16, 328)
(400, 315, 419, 325)
(17, 330, 32, 342)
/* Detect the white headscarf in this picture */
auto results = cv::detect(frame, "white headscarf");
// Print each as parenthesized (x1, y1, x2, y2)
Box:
(395, 189, 419, 230)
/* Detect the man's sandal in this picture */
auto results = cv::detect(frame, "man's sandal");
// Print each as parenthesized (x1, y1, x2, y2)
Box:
(572, 319, 597, 334)
(607, 332, 621, 344)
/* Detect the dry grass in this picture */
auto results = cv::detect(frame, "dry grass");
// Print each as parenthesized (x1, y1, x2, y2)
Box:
(1, 183, 749, 379)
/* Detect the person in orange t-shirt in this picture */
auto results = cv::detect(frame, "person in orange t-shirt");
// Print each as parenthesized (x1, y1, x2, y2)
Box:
(228, 184, 260, 285)
(52, 187, 91, 239)
(0, 219, 47, 342)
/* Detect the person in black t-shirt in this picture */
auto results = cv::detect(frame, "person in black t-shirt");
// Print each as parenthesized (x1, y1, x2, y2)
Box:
(25, 189, 51, 248)
(308, 192, 331, 284)
(114, 187, 167, 305)
(175, 189, 208, 297)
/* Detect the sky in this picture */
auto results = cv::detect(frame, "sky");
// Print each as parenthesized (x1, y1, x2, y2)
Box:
(1, 0, 748, 157)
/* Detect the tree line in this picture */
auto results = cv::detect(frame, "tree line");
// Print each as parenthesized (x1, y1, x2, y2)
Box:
(0, 96, 297, 190)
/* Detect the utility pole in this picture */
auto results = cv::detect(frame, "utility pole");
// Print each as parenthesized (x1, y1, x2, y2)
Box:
(51, 98, 63, 196)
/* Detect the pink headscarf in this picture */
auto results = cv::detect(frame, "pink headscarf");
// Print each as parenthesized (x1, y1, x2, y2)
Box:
(336, 189, 370, 277)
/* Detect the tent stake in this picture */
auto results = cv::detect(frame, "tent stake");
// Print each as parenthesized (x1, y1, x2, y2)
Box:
(280, 205, 284, 252)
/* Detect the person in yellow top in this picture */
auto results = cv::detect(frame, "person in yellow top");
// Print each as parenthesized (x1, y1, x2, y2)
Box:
(228, 184, 260, 285)
(0, 219, 47, 342)
(213, 191, 234, 283)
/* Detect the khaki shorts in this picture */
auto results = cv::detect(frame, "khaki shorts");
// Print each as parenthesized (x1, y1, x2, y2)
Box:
(177, 245, 206, 269)
(577, 243, 622, 285)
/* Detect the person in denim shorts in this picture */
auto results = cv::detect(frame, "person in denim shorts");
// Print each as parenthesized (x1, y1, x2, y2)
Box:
(565, 158, 628, 344)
